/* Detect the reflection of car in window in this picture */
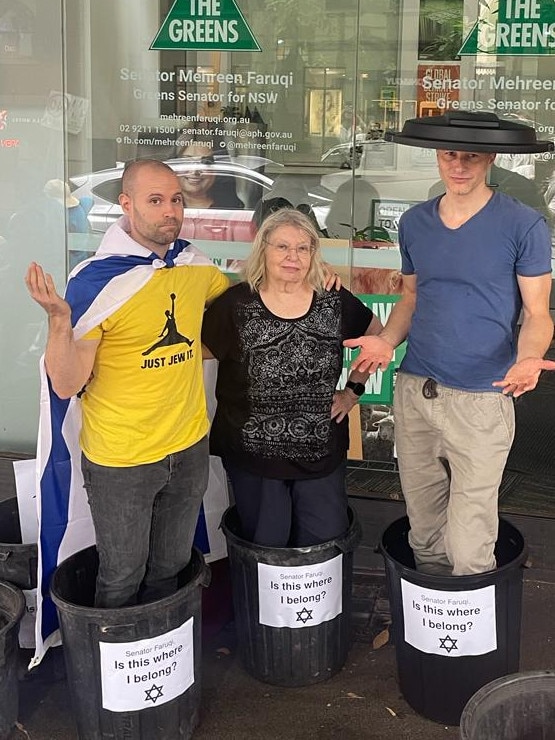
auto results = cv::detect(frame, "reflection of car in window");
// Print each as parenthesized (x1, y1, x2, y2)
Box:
(69, 158, 333, 242)
(321, 137, 389, 170)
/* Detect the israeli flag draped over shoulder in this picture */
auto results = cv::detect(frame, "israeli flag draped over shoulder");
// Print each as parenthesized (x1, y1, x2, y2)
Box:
(30, 218, 229, 667)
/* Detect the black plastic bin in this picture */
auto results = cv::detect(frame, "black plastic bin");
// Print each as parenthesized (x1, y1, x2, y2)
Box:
(380, 516, 527, 726)
(50, 546, 210, 740)
(0, 494, 37, 590)
(221, 505, 361, 687)
(0, 581, 25, 740)
(459, 670, 555, 739)
(0, 453, 37, 590)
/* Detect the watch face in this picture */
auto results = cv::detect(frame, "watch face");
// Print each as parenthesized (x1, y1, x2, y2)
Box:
(347, 381, 365, 397)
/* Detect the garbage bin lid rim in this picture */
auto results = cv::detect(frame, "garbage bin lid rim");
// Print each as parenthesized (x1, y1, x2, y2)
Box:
(380, 515, 527, 579)
(381, 546, 528, 584)
(222, 528, 344, 555)
(461, 670, 555, 717)
(222, 505, 359, 553)
(385, 111, 554, 153)
(51, 547, 208, 613)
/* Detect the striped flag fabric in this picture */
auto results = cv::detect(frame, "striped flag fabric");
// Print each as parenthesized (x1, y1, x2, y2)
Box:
(30, 228, 229, 666)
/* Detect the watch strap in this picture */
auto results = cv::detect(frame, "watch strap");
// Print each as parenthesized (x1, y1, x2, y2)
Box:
(345, 380, 365, 397)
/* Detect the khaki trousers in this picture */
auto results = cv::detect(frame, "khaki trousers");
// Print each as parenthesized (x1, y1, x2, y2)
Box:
(393, 372, 515, 576)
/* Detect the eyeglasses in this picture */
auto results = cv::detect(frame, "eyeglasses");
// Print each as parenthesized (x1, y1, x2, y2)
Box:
(265, 241, 314, 258)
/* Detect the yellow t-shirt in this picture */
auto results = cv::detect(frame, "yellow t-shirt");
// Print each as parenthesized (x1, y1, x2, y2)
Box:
(80, 264, 229, 466)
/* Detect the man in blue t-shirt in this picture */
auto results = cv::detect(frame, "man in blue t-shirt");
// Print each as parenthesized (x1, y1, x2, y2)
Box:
(345, 148, 555, 576)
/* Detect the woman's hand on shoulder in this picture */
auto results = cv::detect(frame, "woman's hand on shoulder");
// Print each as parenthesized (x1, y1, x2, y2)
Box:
(323, 264, 341, 291)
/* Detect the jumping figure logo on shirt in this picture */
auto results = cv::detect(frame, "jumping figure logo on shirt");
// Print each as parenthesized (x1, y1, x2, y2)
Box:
(141, 293, 195, 368)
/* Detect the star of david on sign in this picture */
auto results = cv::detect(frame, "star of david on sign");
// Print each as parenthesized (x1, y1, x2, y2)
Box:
(296, 607, 313, 624)
(439, 635, 458, 654)
(145, 683, 164, 704)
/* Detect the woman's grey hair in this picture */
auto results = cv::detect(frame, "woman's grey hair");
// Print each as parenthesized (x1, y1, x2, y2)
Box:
(243, 208, 326, 293)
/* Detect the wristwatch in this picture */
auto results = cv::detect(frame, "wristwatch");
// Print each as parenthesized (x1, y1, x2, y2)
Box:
(345, 380, 365, 397)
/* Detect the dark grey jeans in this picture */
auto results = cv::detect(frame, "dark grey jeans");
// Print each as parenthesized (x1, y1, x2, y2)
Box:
(81, 436, 209, 608)
(224, 459, 349, 547)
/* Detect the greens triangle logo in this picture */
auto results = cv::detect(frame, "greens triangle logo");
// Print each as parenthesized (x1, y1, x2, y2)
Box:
(459, 0, 555, 56)
(151, 0, 261, 51)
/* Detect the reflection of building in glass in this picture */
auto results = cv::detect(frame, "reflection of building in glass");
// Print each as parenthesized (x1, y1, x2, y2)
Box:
(0, 0, 35, 59)
(309, 89, 342, 137)
(2, 0, 555, 527)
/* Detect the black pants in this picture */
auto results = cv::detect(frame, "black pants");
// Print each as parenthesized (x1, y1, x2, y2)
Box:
(223, 460, 349, 547)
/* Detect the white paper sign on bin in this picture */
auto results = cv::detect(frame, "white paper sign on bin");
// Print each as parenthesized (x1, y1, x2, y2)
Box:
(99, 617, 194, 712)
(401, 579, 496, 657)
(258, 555, 342, 628)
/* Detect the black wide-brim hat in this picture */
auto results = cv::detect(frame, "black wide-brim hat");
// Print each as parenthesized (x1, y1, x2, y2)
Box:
(385, 111, 554, 154)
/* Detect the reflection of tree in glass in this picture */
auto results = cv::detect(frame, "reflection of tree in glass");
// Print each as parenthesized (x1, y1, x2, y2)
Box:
(476, 0, 499, 55)
(265, 0, 325, 36)
(418, 0, 464, 61)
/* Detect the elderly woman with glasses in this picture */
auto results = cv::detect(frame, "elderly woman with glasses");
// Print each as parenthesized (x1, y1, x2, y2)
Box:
(201, 209, 383, 547)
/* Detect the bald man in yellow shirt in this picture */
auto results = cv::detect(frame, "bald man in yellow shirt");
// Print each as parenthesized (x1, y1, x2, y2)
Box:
(26, 159, 229, 607)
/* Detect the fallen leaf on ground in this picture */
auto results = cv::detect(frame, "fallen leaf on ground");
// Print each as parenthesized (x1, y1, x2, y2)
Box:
(385, 706, 397, 717)
(372, 628, 390, 649)
(345, 692, 364, 699)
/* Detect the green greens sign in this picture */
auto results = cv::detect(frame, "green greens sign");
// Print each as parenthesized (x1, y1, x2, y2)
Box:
(459, 0, 555, 56)
(342, 294, 404, 405)
(151, 0, 261, 51)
